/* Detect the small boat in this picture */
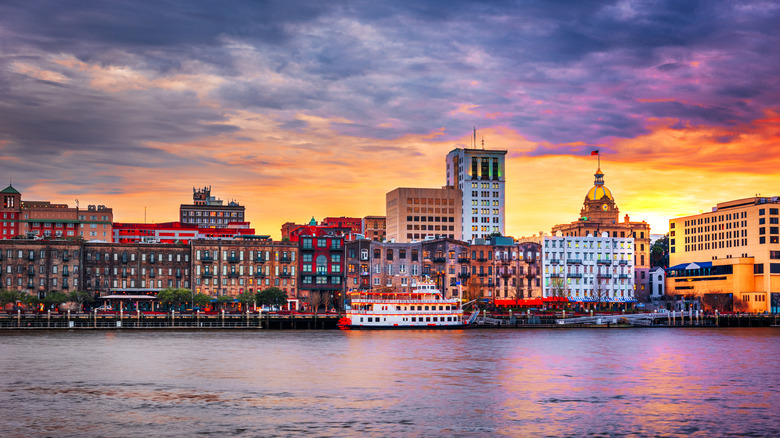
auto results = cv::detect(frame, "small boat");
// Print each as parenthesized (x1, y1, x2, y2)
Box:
(338, 282, 464, 329)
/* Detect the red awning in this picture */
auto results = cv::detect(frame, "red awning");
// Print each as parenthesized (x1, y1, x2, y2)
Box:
(494, 298, 544, 307)
(542, 296, 569, 303)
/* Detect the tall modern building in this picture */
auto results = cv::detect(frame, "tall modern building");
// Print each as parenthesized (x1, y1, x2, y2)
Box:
(180, 186, 245, 228)
(445, 147, 507, 242)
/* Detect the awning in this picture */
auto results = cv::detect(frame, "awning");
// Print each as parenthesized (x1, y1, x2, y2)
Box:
(494, 298, 544, 307)
(668, 261, 713, 271)
(100, 295, 157, 300)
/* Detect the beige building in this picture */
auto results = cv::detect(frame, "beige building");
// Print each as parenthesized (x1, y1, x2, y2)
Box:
(551, 167, 651, 299)
(668, 196, 780, 313)
(386, 187, 462, 243)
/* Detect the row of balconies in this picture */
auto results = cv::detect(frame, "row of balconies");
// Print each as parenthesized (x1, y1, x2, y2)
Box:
(199, 256, 292, 264)
(198, 271, 290, 278)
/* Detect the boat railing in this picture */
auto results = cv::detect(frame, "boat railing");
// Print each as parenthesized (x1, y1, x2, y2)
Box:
(347, 298, 459, 305)
(347, 309, 463, 315)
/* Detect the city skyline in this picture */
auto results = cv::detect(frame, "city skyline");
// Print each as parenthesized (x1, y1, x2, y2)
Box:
(1, 1, 779, 238)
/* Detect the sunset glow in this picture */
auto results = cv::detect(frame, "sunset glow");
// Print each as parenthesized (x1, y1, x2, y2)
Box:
(1, 1, 778, 239)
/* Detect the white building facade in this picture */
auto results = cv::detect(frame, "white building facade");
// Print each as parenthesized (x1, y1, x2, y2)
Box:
(445, 148, 507, 242)
(541, 233, 636, 305)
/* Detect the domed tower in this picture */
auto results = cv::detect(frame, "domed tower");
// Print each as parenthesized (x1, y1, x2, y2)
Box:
(580, 168, 619, 224)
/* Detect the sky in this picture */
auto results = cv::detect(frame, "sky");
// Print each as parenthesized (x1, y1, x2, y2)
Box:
(1, 0, 779, 239)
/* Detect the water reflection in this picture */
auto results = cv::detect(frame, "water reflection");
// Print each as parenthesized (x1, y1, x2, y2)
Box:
(1, 328, 779, 437)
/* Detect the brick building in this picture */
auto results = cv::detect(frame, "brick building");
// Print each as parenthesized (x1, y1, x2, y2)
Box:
(362, 215, 386, 241)
(82, 242, 190, 298)
(0, 239, 83, 298)
(190, 238, 298, 299)
(295, 227, 345, 308)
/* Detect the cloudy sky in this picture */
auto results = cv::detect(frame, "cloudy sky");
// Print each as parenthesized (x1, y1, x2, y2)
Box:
(1, 0, 779, 238)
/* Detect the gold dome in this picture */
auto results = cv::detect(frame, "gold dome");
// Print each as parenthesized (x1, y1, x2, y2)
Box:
(587, 185, 613, 201)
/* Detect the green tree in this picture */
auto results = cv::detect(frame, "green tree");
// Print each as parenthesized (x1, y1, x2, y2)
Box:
(257, 287, 287, 308)
(0, 289, 20, 310)
(216, 295, 234, 311)
(43, 291, 69, 311)
(237, 290, 256, 311)
(650, 235, 669, 268)
(155, 288, 192, 310)
(192, 293, 212, 309)
(22, 293, 40, 312)
(68, 290, 92, 311)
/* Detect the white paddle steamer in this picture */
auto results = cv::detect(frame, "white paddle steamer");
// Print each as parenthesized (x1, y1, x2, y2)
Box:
(339, 282, 464, 329)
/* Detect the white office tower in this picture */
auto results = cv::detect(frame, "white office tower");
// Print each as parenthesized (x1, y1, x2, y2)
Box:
(446, 147, 507, 242)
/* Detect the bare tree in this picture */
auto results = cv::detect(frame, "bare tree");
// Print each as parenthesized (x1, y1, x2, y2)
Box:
(732, 296, 748, 313)
(463, 279, 482, 303)
(512, 285, 525, 303)
(307, 291, 323, 315)
(549, 278, 566, 298)
(701, 291, 732, 312)
(593, 279, 609, 310)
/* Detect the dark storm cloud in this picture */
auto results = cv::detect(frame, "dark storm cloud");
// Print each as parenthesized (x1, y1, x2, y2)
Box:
(1, 0, 779, 189)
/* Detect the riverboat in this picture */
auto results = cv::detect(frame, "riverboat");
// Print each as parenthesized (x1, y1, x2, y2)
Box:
(338, 282, 464, 329)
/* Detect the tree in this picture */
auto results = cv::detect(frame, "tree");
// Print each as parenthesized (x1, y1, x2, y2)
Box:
(733, 296, 749, 313)
(306, 290, 324, 315)
(216, 295, 234, 311)
(549, 278, 567, 298)
(257, 287, 287, 308)
(155, 288, 191, 310)
(650, 235, 669, 268)
(511, 285, 525, 305)
(237, 290, 255, 311)
(192, 293, 212, 309)
(593, 278, 609, 310)
(0, 289, 23, 311)
(43, 291, 69, 311)
(68, 290, 92, 311)
(22, 293, 40, 312)
(701, 292, 733, 312)
(463, 279, 482, 304)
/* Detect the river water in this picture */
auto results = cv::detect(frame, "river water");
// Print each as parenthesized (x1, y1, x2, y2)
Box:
(1, 328, 779, 437)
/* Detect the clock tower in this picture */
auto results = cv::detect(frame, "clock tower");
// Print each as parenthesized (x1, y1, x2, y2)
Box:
(580, 168, 618, 224)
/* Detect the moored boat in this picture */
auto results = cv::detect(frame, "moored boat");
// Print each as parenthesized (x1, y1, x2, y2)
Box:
(338, 282, 464, 329)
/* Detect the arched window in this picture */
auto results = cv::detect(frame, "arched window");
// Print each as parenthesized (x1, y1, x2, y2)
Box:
(316, 255, 328, 274)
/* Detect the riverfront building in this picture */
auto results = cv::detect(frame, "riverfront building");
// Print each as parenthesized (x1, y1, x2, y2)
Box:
(180, 186, 245, 228)
(345, 236, 541, 304)
(469, 238, 543, 303)
(385, 187, 461, 243)
(446, 147, 507, 242)
(1, 184, 113, 242)
(294, 227, 345, 308)
(551, 167, 651, 299)
(83, 242, 190, 298)
(537, 233, 636, 307)
(0, 239, 82, 297)
(345, 240, 425, 293)
(667, 196, 780, 313)
(191, 238, 298, 299)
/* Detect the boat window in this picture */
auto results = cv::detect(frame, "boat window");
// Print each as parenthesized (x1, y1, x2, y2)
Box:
(412, 317, 416, 322)
(425, 306, 429, 311)
(396, 306, 401, 311)
(360, 317, 363, 322)
(426, 317, 431, 322)
(368, 317, 373, 322)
